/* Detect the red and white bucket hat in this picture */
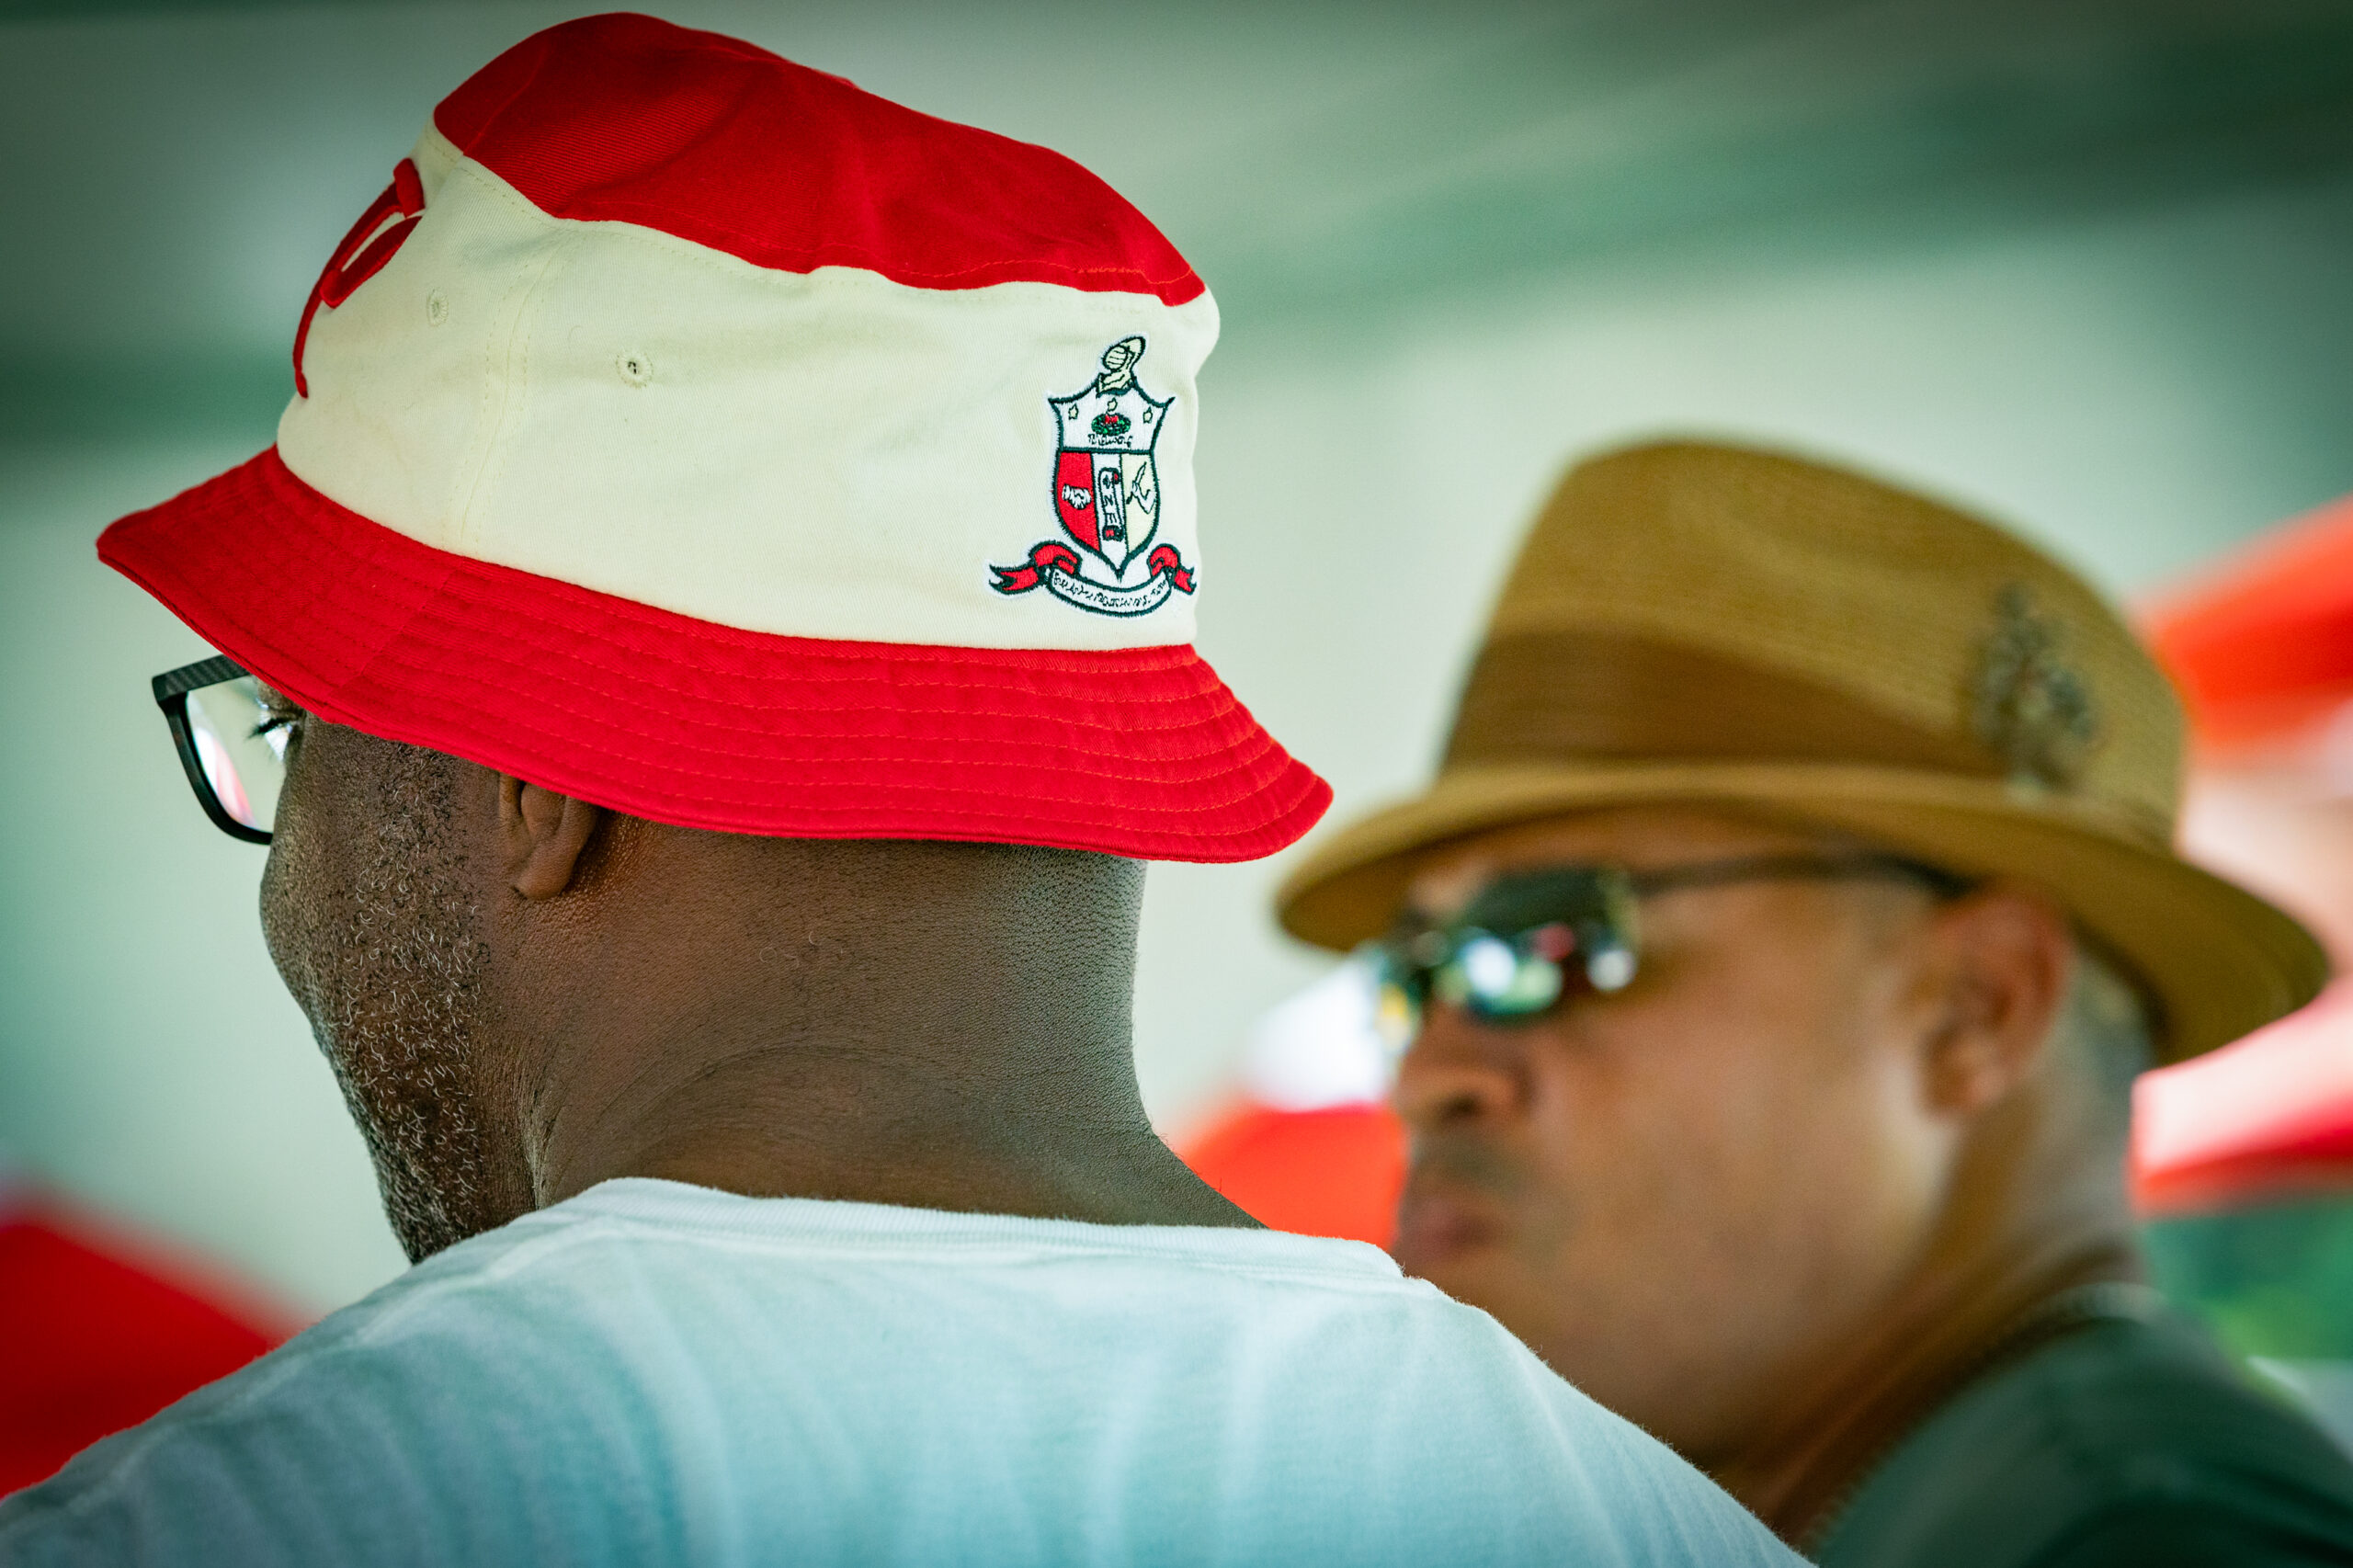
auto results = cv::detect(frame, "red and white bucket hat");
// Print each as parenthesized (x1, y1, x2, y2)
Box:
(101, 12, 1330, 861)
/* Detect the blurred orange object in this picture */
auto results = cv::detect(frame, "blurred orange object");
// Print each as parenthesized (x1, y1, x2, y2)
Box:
(0, 1191, 291, 1495)
(1181, 1102, 1408, 1247)
(1174, 966, 1407, 1246)
(2148, 492, 2353, 752)
(2136, 490, 2353, 1216)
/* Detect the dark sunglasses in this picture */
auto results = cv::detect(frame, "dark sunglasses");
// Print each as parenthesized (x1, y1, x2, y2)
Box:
(153, 656, 294, 844)
(1364, 851, 1973, 1051)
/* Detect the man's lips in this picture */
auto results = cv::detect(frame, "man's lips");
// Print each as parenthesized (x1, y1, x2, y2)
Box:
(1392, 1170, 1512, 1264)
(1392, 1131, 1527, 1263)
(1393, 1189, 1501, 1263)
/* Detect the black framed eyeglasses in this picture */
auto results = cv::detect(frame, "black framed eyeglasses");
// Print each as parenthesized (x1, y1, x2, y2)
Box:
(153, 656, 292, 844)
(1362, 852, 1973, 1051)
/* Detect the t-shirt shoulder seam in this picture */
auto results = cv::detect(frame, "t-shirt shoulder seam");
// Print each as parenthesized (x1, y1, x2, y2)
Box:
(559, 1204, 1414, 1286)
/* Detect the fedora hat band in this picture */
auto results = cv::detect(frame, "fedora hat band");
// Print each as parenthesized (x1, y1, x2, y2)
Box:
(1445, 630, 2007, 780)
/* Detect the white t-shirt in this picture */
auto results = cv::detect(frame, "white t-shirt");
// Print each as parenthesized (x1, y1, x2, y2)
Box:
(0, 1179, 1795, 1566)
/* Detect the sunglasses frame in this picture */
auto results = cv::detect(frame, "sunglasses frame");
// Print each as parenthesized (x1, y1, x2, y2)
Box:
(153, 655, 275, 845)
(1370, 851, 1974, 1041)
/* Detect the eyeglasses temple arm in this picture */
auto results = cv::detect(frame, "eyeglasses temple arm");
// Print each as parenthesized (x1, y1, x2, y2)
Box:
(151, 655, 250, 706)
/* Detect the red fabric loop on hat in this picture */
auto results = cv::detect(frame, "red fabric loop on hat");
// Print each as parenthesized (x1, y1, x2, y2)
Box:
(100, 449, 1330, 862)
(291, 157, 426, 397)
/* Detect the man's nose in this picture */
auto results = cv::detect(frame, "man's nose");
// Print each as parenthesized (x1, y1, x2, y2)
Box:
(1391, 1005, 1531, 1131)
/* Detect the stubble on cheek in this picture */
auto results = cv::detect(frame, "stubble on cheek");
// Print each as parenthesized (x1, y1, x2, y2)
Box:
(261, 737, 506, 1263)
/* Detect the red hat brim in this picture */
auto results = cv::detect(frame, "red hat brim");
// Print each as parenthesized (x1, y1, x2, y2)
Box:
(101, 449, 1330, 861)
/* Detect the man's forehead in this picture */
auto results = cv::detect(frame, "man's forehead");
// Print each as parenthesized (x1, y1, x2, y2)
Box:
(1402, 803, 1859, 919)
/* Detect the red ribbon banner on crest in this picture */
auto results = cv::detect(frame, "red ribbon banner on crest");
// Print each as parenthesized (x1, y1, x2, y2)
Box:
(1145, 545, 1196, 594)
(992, 541, 1084, 594)
(990, 540, 1198, 600)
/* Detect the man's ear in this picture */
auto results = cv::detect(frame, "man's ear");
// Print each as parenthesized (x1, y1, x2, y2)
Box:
(499, 775, 605, 900)
(1917, 884, 2074, 1119)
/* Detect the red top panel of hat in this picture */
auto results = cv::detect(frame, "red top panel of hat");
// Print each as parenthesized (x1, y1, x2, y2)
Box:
(432, 13, 1205, 305)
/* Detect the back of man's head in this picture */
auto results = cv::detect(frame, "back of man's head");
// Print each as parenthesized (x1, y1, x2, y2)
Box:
(105, 14, 1329, 1256)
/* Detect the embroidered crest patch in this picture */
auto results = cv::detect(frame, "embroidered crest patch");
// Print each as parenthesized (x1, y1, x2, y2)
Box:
(1972, 584, 2099, 790)
(992, 337, 1197, 615)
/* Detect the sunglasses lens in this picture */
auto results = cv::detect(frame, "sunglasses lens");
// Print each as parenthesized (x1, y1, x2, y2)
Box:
(1372, 979, 1418, 1055)
(1586, 945, 1637, 993)
(1436, 931, 1564, 1020)
(184, 676, 286, 834)
(1371, 868, 1643, 1040)
(1358, 942, 1425, 1055)
(1457, 933, 1516, 995)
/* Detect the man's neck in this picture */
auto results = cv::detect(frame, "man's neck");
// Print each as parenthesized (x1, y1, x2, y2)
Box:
(1706, 1100, 2142, 1545)
(489, 847, 1261, 1224)
(528, 1048, 1254, 1228)
(479, 836, 1256, 1233)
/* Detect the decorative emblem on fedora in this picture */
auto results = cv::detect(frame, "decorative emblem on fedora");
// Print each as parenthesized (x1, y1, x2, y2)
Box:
(990, 337, 1197, 616)
(1972, 584, 2098, 790)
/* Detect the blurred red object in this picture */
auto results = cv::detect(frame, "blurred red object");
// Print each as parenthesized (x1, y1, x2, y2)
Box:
(0, 1192, 290, 1494)
(1175, 965, 1408, 1246)
(2137, 490, 2353, 1216)
(1182, 1103, 1408, 1247)
(2134, 982, 2353, 1214)
(2148, 492, 2353, 751)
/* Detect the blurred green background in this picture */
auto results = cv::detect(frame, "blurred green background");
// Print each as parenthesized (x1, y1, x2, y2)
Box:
(6, 0, 2353, 1314)
(2150, 1198, 2353, 1360)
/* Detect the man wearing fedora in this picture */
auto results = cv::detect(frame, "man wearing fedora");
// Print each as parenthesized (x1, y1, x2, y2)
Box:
(0, 19, 1799, 1567)
(1281, 441, 2353, 1565)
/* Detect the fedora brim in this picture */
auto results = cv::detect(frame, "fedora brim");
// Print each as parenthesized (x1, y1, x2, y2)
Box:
(1276, 761, 2327, 1063)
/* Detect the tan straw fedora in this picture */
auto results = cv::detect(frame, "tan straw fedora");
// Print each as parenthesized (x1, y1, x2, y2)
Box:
(1277, 440, 2326, 1063)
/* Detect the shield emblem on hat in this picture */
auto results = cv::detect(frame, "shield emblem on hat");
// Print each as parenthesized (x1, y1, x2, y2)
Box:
(1049, 336, 1168, 575)
(989, 336, 1195, 615)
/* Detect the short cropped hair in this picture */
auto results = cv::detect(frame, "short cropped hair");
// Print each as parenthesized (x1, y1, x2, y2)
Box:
(2054, 944, 2156, 1142)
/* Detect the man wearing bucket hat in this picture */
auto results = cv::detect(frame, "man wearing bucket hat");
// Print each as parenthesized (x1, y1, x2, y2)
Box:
(0, 17, 1798, 1567)
(1280, 440, 2353, 1565)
